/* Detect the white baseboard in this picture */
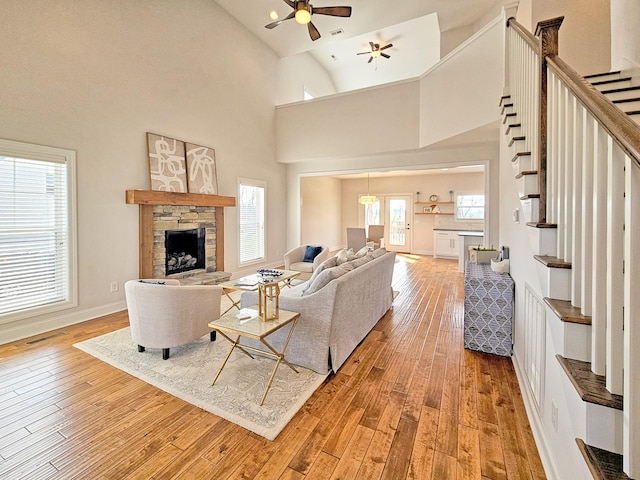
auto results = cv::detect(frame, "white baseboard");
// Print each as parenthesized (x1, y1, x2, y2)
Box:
(512, 353, 562, 480)
(0, 301, 127, 345)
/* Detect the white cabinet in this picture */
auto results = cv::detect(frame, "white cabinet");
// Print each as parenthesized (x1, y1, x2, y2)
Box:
(433, 230, 458, 258)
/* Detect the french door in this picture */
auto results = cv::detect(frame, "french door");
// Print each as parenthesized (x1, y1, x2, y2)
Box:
(385, 195, 411, 252)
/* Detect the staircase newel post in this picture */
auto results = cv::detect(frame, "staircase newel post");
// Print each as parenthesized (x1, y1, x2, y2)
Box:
(534, 17, 564, 224)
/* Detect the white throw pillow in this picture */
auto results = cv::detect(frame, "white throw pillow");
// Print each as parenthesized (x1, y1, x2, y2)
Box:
(355, 246, 369, 258)
(302, 256, 338, 295)
(336, 248, 354, 265)
(302, 265, 348, 296)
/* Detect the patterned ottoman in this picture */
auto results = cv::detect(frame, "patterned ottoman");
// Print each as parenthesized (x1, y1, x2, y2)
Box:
(463, 262, 514, 356)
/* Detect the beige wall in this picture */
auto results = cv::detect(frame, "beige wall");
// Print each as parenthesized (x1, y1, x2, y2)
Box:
(610, 0, 640, 71)
(300, 176, 343, 250)
(0, 0, 284, 342)
(276, 53, 338, 105)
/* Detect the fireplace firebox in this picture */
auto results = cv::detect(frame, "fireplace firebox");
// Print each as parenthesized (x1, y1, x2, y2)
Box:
(165, 228, 206, 275)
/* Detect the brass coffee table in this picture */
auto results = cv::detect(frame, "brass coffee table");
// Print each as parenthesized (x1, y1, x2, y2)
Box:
(208, 307, 300, 405)
(218, 270, 301, 315)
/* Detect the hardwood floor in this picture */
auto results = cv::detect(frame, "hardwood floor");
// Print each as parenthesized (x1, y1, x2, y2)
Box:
(0, 254, 546, 479)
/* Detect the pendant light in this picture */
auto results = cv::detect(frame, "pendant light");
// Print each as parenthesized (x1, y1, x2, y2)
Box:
(359, 173, 378, 204)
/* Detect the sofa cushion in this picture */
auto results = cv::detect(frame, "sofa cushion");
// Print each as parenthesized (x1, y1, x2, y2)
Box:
(336, 248, 354, 265)
(371, 247, 387, 259)
(303, 245, 323, 262)
(304, 255, 338, 287)
(302, 264, 350, 296)
(354, 246, 369, 258)
(289, 261, 314, 273)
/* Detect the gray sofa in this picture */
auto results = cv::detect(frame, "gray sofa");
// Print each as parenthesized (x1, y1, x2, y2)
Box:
(240, 249, 396, 374)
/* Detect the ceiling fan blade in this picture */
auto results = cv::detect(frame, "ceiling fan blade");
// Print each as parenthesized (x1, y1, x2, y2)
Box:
(381, 53, 391, 59)
(265, 11, 295, 29)
(282, 0, 295, 7)
(380, 43, 393, 50)
(312, 6, 352, 17)
(368, 57, 373, 64)
(308, 21, 321, 41)
(357, 52, 370, 55)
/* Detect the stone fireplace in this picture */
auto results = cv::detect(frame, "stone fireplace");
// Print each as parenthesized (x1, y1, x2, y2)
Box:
(126, 189, 236, 283)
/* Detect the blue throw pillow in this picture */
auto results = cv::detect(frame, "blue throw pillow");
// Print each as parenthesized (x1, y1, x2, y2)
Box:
(303, 245, 323, 263)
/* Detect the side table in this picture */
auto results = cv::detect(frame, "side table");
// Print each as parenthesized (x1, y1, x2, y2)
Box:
(208, 307, 300, 405)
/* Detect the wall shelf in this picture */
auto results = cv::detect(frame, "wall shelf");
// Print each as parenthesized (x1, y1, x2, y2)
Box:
(415, 201, 454, 205)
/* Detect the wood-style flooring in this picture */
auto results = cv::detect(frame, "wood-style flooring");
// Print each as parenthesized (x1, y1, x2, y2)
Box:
(0, 254, 546, 479)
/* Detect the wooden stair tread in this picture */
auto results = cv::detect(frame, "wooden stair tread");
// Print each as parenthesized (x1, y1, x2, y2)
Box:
(613, 97, 640, 104)
(525, 222, 558, 229)
(499, 95, 511, 107)
(515, 170, 537, 178)
(505, 123, 521, 135)
(557, 356, 623, 410)
(502, 112, 517, 124)
(591, 77, 632, 86)
(576, 439, 630, 480)
(511, 152, 531, 162)
(520, 193, 540, 200)
(534, 255, 571, 268)
(584, 71, 622, 79)
(544, 298, 591, 325)
(601, 85, 640, 95)
(508, 136, 525, 147)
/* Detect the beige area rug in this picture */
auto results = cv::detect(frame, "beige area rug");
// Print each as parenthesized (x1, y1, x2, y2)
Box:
(74, 292, 327, 441)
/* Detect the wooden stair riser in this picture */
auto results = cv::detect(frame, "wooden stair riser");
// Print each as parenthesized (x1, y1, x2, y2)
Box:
(516, 172, 539, 197)
(536, 262, 571, 300)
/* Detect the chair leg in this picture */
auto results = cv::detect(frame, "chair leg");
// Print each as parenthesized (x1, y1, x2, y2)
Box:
(210, 331, 217, 342)
(138, 345, 145, 352)
(162, 348, 170, 360)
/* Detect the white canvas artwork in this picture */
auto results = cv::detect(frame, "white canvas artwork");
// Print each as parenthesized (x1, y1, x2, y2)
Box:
(186, 142, 218, 194)
(147, 133, 187, 192)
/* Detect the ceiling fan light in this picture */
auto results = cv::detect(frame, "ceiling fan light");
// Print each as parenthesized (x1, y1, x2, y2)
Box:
(371, 50, 381, 58)
(295, 8, 311, 24)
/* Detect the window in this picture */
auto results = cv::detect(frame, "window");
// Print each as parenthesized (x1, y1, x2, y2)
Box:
(456, 193, 485, 221)
(363, 200, 380, 231)
(238, 178, 265, 265)
(0, 139, 77, 323)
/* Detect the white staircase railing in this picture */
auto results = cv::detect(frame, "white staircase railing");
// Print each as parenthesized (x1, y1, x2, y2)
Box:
(506, 15, 640, 478)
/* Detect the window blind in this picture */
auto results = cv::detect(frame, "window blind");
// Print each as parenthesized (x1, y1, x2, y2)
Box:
(238, 181, 265, 264)
(0, 154, 71, 318)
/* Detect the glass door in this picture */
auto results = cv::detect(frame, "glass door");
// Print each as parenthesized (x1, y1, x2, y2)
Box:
(385, 195, 411, 252)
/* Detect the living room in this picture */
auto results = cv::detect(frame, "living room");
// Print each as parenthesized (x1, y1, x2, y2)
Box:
(2, 0, 638, 478)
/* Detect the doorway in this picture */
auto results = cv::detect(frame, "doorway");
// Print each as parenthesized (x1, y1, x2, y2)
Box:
(385, 195, 412, 252)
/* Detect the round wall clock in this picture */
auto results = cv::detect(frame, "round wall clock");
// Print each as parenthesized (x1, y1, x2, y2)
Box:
(429, 194, 439, 202)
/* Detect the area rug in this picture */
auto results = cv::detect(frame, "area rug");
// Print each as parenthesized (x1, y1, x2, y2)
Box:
(74, 326, 327, 441)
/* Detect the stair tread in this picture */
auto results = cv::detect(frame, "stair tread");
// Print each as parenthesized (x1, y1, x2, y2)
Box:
(505, 123, 521, 135)
(511, 152, 531, 162)
(502, 112, 517, 124)
(557, 356, 623, 410)
(584, 70, 622, 79)
(576, 439, 630, 480)
(499, 95, 511, 107)
(508, 136, 525, 147)
(591, 77, 632, 86)
(612, 97, 640, 103)
(544, 298, 591, 325)
(526, 222, 558, 229)
(520, 193, 540, 199)
(534, 255, 571, 269)
(602, 85, 640, 95)
(515, 170, 537, 178)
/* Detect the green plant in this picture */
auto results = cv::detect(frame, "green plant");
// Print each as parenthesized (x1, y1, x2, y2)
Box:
(472, 247, 496, 251)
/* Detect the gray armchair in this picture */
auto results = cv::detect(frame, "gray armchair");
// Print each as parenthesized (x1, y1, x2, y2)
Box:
(284, 245, 330, 280)
(124, 279, 222, 359)
(346, 227, 367, 251)
(367, 225, 384, 249)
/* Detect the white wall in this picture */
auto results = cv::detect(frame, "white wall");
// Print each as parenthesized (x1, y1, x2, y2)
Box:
(419, 17, 504, 147)
(300, 176, 343, 250)
(275, 53, 338, 105)
(610, 0, 640, 71)
(0, 0, 284, 343)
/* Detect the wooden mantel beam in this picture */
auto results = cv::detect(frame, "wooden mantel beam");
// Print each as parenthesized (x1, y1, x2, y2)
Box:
(126, 189, 236, 207)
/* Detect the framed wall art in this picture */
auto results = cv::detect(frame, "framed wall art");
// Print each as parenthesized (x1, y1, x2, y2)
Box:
(185, 142, 218, 195)
(147, 133, 187, 192)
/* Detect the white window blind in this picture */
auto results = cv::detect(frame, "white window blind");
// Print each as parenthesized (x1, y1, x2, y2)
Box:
(238, 179, 265, 265)
(0, 140, 77, 323)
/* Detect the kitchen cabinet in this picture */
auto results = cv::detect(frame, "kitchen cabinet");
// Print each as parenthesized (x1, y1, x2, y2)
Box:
(433, 230, 458, 258)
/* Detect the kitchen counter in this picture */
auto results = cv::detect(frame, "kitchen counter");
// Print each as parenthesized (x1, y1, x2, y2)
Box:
(433, 228, 483, 232)
(457, 232, 485, 272)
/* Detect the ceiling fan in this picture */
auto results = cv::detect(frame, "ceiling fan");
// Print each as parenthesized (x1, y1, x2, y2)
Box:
(357, 42, 393, 63)
(265, 0, 352, 41)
